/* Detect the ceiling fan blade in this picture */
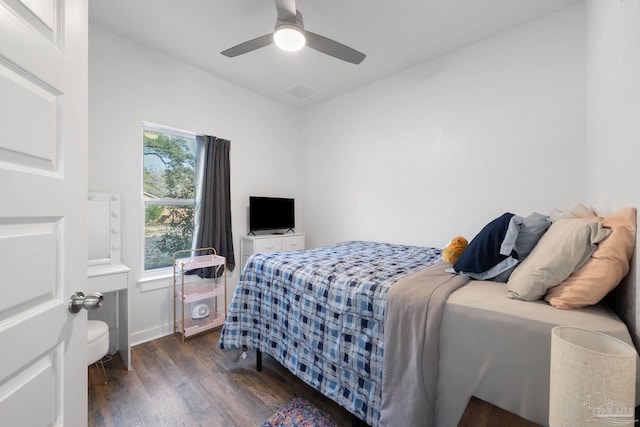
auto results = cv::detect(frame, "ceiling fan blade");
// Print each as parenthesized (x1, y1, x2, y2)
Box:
(305, 31, 366, 65)
(274, 0, 297, 22)
(221, 34, 274, 57)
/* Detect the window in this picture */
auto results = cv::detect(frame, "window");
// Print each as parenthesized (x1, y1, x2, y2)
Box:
(143, 125, 196, 271)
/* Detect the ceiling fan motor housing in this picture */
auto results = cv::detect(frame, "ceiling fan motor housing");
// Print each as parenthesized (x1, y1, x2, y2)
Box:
(274, 10, 306, 51)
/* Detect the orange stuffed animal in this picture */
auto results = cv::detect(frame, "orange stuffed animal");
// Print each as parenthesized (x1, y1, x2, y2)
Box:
(442, 236, 468, 264)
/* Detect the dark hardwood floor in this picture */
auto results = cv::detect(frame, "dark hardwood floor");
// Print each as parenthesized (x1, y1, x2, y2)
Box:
(458, 397, 542, 427)
(88, 327, 354, 426)
(89, 328, 539, 427)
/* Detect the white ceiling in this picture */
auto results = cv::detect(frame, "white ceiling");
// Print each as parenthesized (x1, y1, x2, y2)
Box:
(89, 0, 583, 109)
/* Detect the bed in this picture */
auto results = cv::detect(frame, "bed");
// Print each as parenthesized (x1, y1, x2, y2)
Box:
(435, 279, 636, 426)
(218, 210, 639, 426)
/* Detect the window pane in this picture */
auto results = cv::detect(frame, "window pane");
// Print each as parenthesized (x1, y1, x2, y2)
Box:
(143, 133, 196, 200)
(143, 128, 197, 271)
(144, 204, 194, 270)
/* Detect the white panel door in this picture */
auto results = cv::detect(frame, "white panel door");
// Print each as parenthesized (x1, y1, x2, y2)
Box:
(0, 0, 88, 426)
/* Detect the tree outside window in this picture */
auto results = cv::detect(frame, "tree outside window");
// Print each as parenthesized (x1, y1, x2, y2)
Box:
(143, 128, 196, 270)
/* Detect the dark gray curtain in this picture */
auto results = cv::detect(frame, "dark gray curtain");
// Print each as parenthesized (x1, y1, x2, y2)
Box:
(192, 135, 235, 277)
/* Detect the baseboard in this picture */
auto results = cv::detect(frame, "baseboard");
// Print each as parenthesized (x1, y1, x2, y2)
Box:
(130, 305, 231, 348)
(130, 323, 173, 347)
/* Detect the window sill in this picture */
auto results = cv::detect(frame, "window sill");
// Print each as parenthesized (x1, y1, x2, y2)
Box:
(138, 269, 173, 292)
(138, 268, 212, 292)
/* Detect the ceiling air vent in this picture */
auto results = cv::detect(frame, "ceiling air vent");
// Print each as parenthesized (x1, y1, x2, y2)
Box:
(285, 83, 318, 100)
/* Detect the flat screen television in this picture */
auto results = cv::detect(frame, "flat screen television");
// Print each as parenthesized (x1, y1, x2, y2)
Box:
(249, 196, 295, 233)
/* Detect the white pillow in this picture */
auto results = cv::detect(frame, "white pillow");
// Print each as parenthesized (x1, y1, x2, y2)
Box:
(506, 218, 611, 301)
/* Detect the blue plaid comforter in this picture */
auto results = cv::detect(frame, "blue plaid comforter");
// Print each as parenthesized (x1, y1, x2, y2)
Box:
(218, 241, 442, 425)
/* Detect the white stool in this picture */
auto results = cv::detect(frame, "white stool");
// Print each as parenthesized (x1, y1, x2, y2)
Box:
(87, 320, 109, 383)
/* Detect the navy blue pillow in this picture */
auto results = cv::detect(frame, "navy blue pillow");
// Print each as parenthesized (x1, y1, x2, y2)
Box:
(453, 213, 517, 274)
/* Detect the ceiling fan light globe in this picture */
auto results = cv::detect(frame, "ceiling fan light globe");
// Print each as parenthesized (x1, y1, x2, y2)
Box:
(273, 25, 306, 52)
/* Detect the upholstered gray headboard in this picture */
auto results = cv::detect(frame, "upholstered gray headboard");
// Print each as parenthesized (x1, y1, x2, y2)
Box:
(606, 248, 638, 352)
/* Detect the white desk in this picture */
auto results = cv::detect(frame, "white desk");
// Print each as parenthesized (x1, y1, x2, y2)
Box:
(87, 262, 130, 370)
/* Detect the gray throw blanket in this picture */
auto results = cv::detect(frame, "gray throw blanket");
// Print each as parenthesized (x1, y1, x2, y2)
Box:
(379, 262, 471, 426)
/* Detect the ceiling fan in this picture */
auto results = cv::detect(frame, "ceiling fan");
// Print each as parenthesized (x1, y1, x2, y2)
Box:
(221, 0, 366, 65)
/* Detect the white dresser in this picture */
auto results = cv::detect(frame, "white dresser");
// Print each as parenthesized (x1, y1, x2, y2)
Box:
(240, 233, 305, 270)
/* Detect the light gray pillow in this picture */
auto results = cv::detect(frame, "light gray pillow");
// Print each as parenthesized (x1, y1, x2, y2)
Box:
(506, 218, 611, 301)
(492, 212, 551, 283)
(514, 212, 552, 258)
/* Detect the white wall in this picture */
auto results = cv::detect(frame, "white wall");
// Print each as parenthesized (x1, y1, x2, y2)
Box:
(89, 26, 303, 344)
(300, 4, 587, 250)
(90, 4, 592, 345)
(586, 0, 640, 213)
(586, 0, 640, 345)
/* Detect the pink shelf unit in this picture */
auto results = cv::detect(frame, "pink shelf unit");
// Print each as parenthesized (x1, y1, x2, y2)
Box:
(173, 248, 227, 342)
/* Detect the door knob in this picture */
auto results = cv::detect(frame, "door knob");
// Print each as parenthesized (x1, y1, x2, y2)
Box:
(68, 291, 104, 313)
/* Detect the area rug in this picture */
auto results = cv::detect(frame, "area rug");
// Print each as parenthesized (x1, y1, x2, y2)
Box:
(259, 398, 339, 427)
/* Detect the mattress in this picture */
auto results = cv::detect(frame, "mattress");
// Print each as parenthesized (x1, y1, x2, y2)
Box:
(436, 279, 639, 426)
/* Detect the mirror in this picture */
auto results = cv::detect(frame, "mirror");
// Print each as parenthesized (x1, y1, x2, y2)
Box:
(88, 192, 121, 266)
